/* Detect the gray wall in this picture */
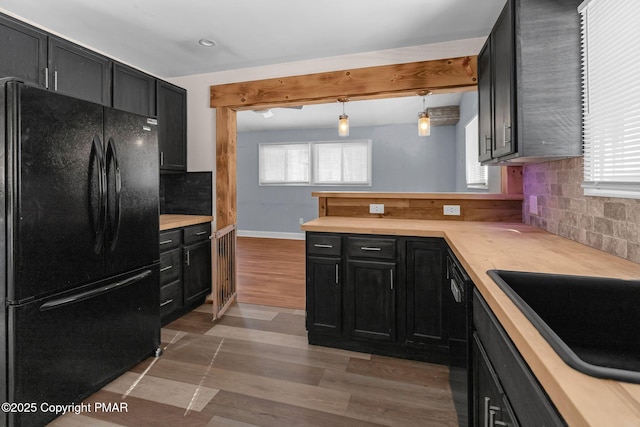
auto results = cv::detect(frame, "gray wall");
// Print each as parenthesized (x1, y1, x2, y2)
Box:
(237, 123, 457, 236)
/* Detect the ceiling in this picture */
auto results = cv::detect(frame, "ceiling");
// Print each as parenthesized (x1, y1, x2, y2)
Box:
(0, 0, 502, 131)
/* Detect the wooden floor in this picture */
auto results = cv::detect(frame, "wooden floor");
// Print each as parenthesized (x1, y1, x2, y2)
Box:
(51, 302, 459, 427)
(236, 236, 306, 310)
(51, 237, 461, 426)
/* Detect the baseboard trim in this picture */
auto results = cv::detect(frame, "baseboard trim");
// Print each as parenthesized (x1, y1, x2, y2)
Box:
(237, 230, 305, 240)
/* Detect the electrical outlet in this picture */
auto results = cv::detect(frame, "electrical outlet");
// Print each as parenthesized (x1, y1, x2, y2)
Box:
(299, 217, 304, 225)
(369, 204, 384, 214)
(529, 195, 538, 215)
(443, 205, 461, 216)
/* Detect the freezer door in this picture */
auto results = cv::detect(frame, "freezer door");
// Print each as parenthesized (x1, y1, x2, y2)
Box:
(104, 108, 159, 275)
(11, 85, 106, 302)
(7, 266, 160, 427)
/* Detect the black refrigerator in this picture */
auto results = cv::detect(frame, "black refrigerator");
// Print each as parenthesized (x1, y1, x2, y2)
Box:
(0, 79, 161, 426)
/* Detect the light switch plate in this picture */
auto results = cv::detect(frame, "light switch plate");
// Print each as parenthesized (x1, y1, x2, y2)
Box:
(529, 195, 538, 215)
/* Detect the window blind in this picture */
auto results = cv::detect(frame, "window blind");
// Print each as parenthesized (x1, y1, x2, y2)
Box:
(259, 143, 310, 184)
(581, 0, 640, 198)
(465, 116, 488, 189)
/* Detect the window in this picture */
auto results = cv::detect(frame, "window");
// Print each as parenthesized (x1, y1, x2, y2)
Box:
(313, 141, 371, 185)
(581, 0, 640, 198)
(259, 140, 371, 185)
(259, 143, 309, 184)
(465, 115, 488, 189)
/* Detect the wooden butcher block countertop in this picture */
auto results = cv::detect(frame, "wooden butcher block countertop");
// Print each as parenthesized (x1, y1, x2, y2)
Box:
(301, 216, 640, 427)
(159, 214, 213, 231)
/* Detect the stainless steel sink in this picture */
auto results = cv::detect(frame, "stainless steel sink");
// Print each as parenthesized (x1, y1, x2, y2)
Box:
(488, 270, 640, 384)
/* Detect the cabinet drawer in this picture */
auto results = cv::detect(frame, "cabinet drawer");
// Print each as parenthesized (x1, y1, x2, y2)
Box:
(307, 234, 342, 256)
(160, 279, 182, 319)
(183, 223, 211, 244)
(347, 237, 396, 260)
(160, 248, 182, 285)
(159, 229, 182, 251)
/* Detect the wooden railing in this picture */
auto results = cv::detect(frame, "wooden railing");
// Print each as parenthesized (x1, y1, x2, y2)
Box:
(213, 223, 237, 319)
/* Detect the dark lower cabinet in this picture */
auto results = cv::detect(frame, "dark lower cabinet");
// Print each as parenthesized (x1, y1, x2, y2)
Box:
(473, 334, 519, 427)
(473, 290, 565, 427)
(183, 238, 212, 305)
(306, 232, 451, 363)
(346, 259, 395, 342)
(306, 256, 342, 335)
(159, 222, 212, 325)
(405, 239, 447, 348)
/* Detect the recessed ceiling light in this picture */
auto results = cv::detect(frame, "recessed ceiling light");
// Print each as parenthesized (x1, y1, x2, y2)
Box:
(198, 38, 217, 47)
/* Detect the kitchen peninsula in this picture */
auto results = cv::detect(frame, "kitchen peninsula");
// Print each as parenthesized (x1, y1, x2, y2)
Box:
(302, 192, 640, 427)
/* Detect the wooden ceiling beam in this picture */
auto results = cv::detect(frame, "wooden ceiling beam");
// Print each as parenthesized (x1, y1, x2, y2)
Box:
(210, 56, 477, 109)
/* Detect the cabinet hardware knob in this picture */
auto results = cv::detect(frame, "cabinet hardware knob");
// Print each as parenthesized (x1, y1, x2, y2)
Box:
(314, 244, 333, 248)
(160, 265, 173, 272)
(160, 299, 173, 307)
(160, 239, 173, 245)
(335, 264, 339, 284)
(360, 246, 381, 251)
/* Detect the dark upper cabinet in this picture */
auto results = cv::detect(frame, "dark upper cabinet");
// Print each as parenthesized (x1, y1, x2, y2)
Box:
(477, 40, 493, 163)
(48, 36, 112, 106)
(157, 80, 187, 172)
(478, 0, 581, 164)
(491, 1, 515, 160)
(113, 63, 156, 116)
(0, 14, 47, 87)
(405, 239, 447, 348)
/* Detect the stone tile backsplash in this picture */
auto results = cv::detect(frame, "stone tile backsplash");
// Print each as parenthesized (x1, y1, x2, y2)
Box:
(523, 156, 640, 264)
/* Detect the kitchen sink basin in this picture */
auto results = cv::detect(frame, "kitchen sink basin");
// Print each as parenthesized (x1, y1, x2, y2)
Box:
(488, 269, 640, 384)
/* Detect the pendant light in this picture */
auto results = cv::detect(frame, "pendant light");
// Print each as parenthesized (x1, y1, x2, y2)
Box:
(418, 91, 432, 137)
(338, 97, 349, 137)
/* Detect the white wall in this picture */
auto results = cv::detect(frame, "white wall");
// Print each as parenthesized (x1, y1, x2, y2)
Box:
(168, 37, 486, 225)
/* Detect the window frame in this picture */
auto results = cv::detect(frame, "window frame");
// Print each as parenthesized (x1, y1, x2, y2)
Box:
(465, 115, 488, 190)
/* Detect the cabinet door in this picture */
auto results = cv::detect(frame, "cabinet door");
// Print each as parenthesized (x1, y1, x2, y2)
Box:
(0, 14, 47, 87)
(157, 80, 187, 172)
(113, 63, 156, 116)
(473, 334, 519, 427)
(346, 260, 396, 342)
(306, 256, 342, 335)
(405, 239, 447, 347)
(183, 238, 212, 306)
(491, 0, 515, 159)
(477, 38, 493, 163)
(48, 36, 111, 105)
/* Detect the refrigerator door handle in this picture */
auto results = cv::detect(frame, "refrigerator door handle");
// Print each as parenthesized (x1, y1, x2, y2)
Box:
(91, 135, 107, 254)
(39, 269, 153, 311)
(106, 137, 122, 252)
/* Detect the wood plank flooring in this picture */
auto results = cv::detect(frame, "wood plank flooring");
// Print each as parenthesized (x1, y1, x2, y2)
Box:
(236, 237, 306, 310)
(50, 302, 460, 427)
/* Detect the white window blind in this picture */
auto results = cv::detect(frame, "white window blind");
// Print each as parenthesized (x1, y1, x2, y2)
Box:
(259, 140, 371, 186)
(581, 0, 640, 198)
(313, 141, 371, 185)
(259, 143, 310, 184)
(465, 115, 488, 189)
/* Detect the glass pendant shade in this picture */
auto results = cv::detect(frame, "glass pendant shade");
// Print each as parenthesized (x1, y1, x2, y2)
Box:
(339, 114, 349, 137)
(418, 112, 430, 136)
